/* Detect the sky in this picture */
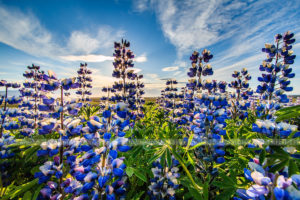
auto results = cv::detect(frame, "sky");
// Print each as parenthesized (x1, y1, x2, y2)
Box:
(0, 0, 299, 97)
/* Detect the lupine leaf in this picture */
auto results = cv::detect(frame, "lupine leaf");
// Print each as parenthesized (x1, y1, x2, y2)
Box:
(269, 159, 289, 173)
(126, 166, 135, 177)
(148, 146, 166, 164)
(2, 179, 38, 200)
(189, 142, 206, 150)
(23, 191, 32, 200)
(259, 149, 266, 164)
(166, 148, 172, 168)
(288, 159, 299, 177)
(133, 168, 147, 183)
(32, 185, 43, 200)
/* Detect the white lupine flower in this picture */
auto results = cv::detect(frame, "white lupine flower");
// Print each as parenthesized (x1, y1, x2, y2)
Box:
(284, 147, 297, 154)
(252, 139, 265, 148)
(41, 142, 48, 150)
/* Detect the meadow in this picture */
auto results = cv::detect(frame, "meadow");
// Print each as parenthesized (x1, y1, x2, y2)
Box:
(0, 33, 299, 200)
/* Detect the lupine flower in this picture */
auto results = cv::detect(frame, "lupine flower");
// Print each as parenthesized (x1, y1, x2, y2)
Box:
(19, 64, 49, 131)
(0, 80, 21, 137)
(0, 134, 15, 187)
(77, 63, 93, 104)
(252, 119, 298, 138)
(236, 160, 300, 200)
(148, 157, 180, 200)
(111, 39, 141, 116)
(38, 119, 57, 135)
(0, 134, 15, 158)
(256, 31, 296, 119)
(182, 49, 230, 185)
(61, 78, 79, 90)
(228, 68, 253, 120)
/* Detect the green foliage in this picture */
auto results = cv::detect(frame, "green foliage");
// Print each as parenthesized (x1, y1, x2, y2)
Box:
(275, 105, 300, 126)
(1, 179, 38, 200)
(79, 105, 101, 120)
(1, 104, 300, 199)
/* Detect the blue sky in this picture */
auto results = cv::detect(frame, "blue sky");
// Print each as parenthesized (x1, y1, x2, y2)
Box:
(0, 0, 299, 97)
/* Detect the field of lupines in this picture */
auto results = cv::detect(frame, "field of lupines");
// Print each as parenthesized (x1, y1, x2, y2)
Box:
(0, 32, 299, 200)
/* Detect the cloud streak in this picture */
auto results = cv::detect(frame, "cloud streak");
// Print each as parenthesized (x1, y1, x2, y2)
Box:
(60, 54, 147, 63)
(136, 0, 300, 57)
(60, 54, 114, 62)
(67, 27, 124, 54)
(0, 5, 124, 60)
(135, 0, 300, 96)
(0, 6, 61, 58)
(162, 66, 179, 71)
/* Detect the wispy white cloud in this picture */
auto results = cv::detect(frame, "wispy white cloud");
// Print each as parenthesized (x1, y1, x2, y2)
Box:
(134, 0, 149, 12)
(134, 0, 237, 56)
(68, 31, 101, 55)
(0, 5, 124, 60)
(173, 71, 181, 76)
(60, 54, 114, 62)
(67, 27, 124, 55)
(294, 42, 300, 50)
(211, 54, 264, 83)
(135, 0, 300, 59)
(0, 6, 61, 58)
(146, 73, 158, 79)
(134, 0, 300, 96)
(134, 54, 147, 62)
(130, 68, 142, 73)
(213, 54, 263, 75)
(60, 54, 147, 63)
(162, 66, 179, 71)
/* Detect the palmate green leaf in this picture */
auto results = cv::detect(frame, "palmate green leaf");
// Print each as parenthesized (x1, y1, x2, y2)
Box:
(133, 168, 147, 183)
(188, 187, 203, 199)
(185, 133, 194, 153)
(7, 139, 31, 148)
(276, 112, 300, 122)
(23, 191, 32, 200)
(30, 166, 40, 176)
(203, 182, 209, 200)
(129, 146, 143, 158)
(132, 191, 145, 200)
(259, 149, 266, 164)
(148, 146, 166, 164)
(160, 151, 166, 169)
(126, 166, 135, 177)
(187, 152, 195, 166)
(219, 171, 236, 186)
(276, 105, 300, 114)
(183, 192, 193, 200)
(266, 157, 277, 167)
(166, 148, 172, 168)
(270, 146, 290, 156)
(22, 145, 39, 162)
(288, 159, 299, 177)
(170, 147, 202, 192)
(269, 159, 289, 173)
(216, 189, 236, 200)
(189, 142, 206, 150)
(32, 184, 43, 200)
(269, 153, 289, 160)
(212, 181, 236, 189)
(2, 179, 38, 200)
(275, 105, 300, 122)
